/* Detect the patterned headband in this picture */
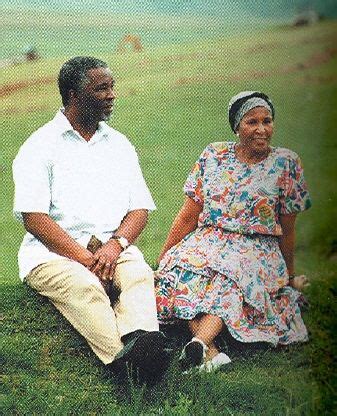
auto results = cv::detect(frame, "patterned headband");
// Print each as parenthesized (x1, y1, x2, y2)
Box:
(234, 97, 272, 132)
(228, 91, 275, 133)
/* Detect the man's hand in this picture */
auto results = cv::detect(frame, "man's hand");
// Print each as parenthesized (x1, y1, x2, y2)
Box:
(89, 239, 122, 280)
(87, 209, 149, 280)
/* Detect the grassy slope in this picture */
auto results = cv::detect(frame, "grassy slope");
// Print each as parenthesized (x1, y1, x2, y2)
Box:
(1, 20, 337, 415)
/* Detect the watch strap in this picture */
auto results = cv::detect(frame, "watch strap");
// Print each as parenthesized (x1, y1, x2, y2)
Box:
(110, 235, 129, 250)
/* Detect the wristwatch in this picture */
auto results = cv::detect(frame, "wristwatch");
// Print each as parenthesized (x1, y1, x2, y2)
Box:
(110, 235, 130, 250)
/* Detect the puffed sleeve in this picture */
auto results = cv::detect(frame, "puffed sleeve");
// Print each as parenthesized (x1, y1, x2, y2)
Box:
(279, 154, 312, 214)
(12, 139, 52, 222)
(183, 146, 210, 205)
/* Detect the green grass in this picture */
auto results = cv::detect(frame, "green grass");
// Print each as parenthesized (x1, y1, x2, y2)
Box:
(1, 20, 337, 415)
(0, 284, 324, 415)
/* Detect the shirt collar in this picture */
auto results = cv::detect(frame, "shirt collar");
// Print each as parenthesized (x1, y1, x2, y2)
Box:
(52, 109, 75, 134)
(97, 121, 110, 135)
(52, 109, 110, 143)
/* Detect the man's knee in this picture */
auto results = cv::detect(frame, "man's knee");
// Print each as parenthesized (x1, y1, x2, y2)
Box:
(26, 259, 105, 300)
(115, 259, 154, 289)
(115, 245, 154, 287)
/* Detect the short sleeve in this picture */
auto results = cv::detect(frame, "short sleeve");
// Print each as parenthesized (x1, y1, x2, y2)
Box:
(12, 141, 51, 222)
(279, 155, 312, 214)
(127, 146, 156, 212)
(183, 146, 209, 205)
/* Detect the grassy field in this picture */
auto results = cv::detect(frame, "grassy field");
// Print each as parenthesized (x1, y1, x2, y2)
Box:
(1, 19, 337, 415)
(1, 5, 256, 60)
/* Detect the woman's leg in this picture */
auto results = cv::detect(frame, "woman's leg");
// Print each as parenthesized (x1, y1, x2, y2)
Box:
(188, 314, 224, 360)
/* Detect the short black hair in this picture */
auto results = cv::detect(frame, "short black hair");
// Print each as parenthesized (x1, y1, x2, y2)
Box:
(58, 56, 108, 106)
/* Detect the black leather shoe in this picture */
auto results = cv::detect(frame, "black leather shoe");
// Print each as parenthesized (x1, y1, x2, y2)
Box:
(179, 340, 205, 372)
(109, 331, 174, 385)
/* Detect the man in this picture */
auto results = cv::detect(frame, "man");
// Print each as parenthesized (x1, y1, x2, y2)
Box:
(13, 56, 170, 384)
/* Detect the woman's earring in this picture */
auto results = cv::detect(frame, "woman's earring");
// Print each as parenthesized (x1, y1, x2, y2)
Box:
(236, 132, 239, 137)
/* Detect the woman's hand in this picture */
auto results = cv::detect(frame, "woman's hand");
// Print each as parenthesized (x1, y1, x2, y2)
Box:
(289, 274, 310, 291)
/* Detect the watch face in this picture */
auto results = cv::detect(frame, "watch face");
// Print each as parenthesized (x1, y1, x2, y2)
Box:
(118, 237, 129, 249)
(111, 235, 129, 249)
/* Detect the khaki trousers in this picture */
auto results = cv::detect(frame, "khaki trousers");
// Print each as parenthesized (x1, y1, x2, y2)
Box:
(25, 246, 159, 364)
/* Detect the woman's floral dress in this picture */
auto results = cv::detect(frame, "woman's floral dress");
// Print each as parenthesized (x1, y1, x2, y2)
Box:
(156, 142, 312, 345)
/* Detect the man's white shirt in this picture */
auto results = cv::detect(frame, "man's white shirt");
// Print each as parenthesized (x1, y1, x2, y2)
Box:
(13, 110, 156, 280)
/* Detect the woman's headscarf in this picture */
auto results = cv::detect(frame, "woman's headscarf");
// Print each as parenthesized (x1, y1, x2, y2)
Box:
(228, 91, 275, 133)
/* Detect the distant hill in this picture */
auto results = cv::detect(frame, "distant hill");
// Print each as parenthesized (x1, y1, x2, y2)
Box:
(1, 0, 336, 60)
(2, 0, 337, 19)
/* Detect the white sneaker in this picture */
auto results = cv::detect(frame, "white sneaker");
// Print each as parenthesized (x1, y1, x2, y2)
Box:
(198, 352, 231, 373)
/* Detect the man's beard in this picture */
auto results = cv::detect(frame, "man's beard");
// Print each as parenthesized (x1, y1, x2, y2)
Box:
(101, 112, 112, 122)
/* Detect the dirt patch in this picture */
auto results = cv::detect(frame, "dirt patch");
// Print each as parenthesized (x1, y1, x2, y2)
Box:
(139, 51, 218, 68)
(1, 104, 50, 117)
(2, 42, 336, 100)
(232, 47, 337, 80)
(174, 73, 229, 87)
(117, 34, 143, 53)
(298, 32, 337, 46)
(174, 47, 337, 87)
(246, 32, 337, 54)
(298, 73, 337, 85)
(288, 47, 337, 71)
(247, 41, 282, 53)
(0, 76, 55, 98)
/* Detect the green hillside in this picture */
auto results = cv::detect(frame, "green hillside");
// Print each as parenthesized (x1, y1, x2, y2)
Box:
(4, 0, 337, 60)
(1, 19, 337, 415)
(1, 9, 236, 59)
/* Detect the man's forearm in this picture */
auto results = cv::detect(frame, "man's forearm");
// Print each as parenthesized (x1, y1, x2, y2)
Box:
(113, 209, 149, 244)
(22, 212, 94, 267)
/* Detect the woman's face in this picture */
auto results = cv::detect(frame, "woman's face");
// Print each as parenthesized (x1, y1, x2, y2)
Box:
(237, 106, 274, 154)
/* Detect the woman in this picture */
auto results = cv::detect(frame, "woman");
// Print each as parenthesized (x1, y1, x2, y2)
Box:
(156, 91, 311, 372)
